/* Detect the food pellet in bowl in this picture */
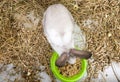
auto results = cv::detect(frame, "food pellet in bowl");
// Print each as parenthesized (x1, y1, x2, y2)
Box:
(59, 58, 81, 77)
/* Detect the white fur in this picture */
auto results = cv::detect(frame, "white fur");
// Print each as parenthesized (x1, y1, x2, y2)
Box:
(42, 4, 76, 64)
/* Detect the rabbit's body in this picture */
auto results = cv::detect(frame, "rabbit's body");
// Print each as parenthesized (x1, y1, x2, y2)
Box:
(43, 4, 76, 64)
(43, 4, 92, 66)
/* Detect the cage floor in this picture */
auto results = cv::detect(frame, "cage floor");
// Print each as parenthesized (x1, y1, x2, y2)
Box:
(0, 0, 120, 82)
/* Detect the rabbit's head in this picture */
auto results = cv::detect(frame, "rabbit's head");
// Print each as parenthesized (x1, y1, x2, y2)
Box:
(56, 49, 92, 67)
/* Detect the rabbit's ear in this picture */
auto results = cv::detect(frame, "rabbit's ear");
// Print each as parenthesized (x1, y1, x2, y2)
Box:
(69, 49, 92, 59)
(56, 52, 69, 67)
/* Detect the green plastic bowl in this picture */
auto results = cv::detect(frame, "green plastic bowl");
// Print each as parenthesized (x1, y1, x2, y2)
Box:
(50, 52, 87, 82)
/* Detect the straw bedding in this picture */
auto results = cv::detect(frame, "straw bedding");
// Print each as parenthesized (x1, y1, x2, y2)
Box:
(0, 0, 120, 82)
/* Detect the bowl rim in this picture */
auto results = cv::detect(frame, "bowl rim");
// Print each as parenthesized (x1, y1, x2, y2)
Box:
(50, 51, 87, 82)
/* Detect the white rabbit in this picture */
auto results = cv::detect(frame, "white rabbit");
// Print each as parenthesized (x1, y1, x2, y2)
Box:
(42, 4, 91, 67)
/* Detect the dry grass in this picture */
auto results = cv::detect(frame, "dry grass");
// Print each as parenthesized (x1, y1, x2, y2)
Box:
(0, 0, 120, 82)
